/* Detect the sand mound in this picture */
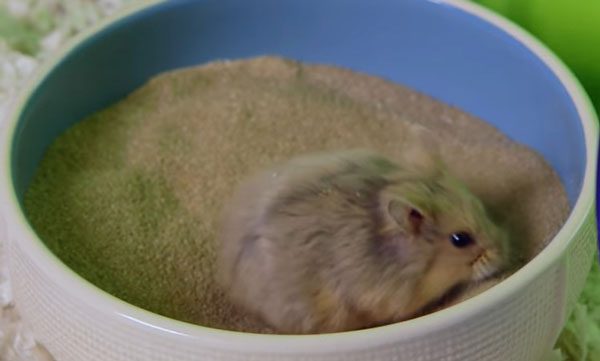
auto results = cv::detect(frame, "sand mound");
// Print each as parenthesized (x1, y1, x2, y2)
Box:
(23, 56, 569, 333)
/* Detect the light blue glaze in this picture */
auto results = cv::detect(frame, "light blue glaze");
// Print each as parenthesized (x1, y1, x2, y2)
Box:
(11, 0, 587, 207)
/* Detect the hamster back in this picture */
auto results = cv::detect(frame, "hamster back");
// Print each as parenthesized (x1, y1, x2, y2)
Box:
(217, 149, 511, 334)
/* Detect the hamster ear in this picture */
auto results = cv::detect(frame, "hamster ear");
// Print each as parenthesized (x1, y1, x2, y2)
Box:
(388, 199, 426, 235)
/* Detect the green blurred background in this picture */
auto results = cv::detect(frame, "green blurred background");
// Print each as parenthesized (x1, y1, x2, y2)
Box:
(475, 0, 600, 113)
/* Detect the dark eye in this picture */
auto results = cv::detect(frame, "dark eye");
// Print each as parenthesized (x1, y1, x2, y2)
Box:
(450, 232, 474, 248)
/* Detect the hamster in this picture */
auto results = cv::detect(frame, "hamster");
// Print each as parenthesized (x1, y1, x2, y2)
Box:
(217, 147, 512, 334)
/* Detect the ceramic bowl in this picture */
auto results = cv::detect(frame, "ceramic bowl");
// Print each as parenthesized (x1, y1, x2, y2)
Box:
(0, 1, 597, 360)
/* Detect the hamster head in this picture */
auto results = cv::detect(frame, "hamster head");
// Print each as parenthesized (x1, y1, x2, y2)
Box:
(378, 171, 511, 307)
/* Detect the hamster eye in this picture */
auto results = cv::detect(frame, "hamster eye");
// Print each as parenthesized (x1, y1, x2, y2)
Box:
(450, 232, 474, 248)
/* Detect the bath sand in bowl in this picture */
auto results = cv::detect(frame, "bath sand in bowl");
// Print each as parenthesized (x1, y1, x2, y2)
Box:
(24, 56, 570, 333)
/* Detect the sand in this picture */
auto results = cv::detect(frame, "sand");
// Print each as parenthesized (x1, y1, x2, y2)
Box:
(23, 56, 570, 333)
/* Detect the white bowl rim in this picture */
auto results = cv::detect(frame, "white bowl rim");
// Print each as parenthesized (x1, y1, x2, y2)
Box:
(0, 0, 598, 354)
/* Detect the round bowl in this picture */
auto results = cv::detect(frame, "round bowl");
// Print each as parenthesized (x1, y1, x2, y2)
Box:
(0, 1, 598, 360)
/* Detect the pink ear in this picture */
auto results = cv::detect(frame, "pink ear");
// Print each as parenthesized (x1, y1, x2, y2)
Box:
(408, 208, 424, 234)
(388, 200, 425, 235)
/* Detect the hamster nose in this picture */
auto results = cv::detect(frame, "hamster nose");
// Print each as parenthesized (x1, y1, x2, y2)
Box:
(469, 246, 486, 265)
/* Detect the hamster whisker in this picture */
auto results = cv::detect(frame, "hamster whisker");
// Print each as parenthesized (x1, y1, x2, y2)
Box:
(472, 255, 499, 281)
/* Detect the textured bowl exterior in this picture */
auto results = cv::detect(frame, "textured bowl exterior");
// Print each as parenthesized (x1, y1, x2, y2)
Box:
(4, 212, 598, 361)
(1, 216, 593, 361)
(1, 1, 598, 361)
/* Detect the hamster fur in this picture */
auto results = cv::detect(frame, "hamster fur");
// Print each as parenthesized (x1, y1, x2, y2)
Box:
(217, 148, 512, 334)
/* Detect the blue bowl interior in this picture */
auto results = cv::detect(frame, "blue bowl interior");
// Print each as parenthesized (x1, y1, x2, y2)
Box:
(12, 0, 586, 208)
